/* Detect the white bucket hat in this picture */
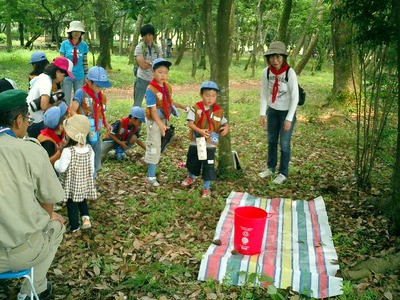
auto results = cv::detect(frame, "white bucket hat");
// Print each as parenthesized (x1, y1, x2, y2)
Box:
(67, 21, 85, 33)
(64, 115, 90, 145)
(263, 41, 288, 56)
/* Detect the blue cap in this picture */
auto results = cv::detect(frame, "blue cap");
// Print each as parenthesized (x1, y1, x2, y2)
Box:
(29, 51, 48, 64)
(129, 106, 145, 123)
(152, 58, 172, 70)
(200, 81, 220, 92)
(87, 66, 112, 88)
(43, 102, 68, 129)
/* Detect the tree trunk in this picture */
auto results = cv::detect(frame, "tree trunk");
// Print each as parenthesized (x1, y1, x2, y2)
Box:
(174, 29, 187, 66)
(330, 0, 355, 101)
(18, 23, 24, 47)
(5, 17, 12, 52)
(290, 0, 318, 67)
(118, 14, 126, 55)
(129, 14, 143, 65)
(294, 1, 324, 75)
(390, 0, 400, 236)
(277, 0, 292, 44)
(204, 0, 217, 76)
(215, 0, 235, 176)
(93, 0, 114, 69)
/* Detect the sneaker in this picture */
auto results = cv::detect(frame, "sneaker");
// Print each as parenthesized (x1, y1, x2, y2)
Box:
(146, 177, 160, 187)
(66, 226, 80, 234)
(81, 216, 92, 230)
(181, 176, 195, 186)
(258, 168, 274, 178)
(201, 189, 211, 198)
(18, 282, 52, 300)
(272, 173, 287, 184)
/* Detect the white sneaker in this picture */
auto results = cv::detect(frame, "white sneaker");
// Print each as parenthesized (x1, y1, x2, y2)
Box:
(81, 216, 92, 230)
(258, 168, 274, 178)
(146, 177, 160, 187)
(272, 173, 287, 184)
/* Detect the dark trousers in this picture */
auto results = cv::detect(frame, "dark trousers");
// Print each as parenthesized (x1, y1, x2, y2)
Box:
(66, 199, 89, 230)
(266, 107, 296, 177)
(186, 145, 217, 181)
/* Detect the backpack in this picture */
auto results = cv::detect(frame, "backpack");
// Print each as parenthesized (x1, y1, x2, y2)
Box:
(133, 42, 162, 77)
(267, 67, 306, 106)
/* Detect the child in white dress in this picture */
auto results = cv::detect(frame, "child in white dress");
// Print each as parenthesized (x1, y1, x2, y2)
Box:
(54, 114, 96, 232)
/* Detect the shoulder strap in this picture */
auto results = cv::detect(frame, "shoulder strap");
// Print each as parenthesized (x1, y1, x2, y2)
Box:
(285, 67, 290, 82)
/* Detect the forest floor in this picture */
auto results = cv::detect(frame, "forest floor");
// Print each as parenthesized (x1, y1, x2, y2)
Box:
(1, 82, 399, 300)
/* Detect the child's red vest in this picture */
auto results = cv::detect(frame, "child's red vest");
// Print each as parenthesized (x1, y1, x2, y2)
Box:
(145, 83, 173, 121)
(189, 101, 224, 146)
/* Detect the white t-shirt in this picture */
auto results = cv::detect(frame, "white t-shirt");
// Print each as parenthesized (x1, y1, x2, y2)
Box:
(260, 67, 299, 122)
(26, 73, 53, 123)
(134, 42, 163, 82)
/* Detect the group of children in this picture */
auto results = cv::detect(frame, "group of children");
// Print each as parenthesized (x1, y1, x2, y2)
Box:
(2, 52, 230, 233)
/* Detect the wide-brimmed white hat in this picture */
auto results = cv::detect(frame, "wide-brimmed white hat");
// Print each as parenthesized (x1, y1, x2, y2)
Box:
(263, 41, 288, 56)
(63, 114, 90, 145)
(67, 21, 85, 33)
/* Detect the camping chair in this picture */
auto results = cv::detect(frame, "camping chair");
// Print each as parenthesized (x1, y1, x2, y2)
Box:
(0, 267, 39, 300)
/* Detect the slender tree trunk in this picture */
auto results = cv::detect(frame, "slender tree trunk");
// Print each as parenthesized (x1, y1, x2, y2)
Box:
(118, 14, 126, 55)
(204, 0, 216, 75)
(330, 0, 355, 100)
(174, 29, 187, 66)
(129, 14, 143, 65)
(290, 0, 318, 67)
(277, 0, 292, 44)
(18, 23, 24, 47)
(6, 17, 12, 52)
(295, 2, 324, 75)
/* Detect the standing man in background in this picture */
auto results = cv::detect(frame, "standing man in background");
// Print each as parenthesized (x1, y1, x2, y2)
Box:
(133, 24, 163, 107)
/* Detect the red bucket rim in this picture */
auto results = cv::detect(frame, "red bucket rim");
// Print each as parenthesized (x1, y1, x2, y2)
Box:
(234, 206, 267, 219)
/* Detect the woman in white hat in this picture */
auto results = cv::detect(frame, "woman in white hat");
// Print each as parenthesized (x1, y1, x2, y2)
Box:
(259, 41, 299, 184)
(59, 21, 89, 105)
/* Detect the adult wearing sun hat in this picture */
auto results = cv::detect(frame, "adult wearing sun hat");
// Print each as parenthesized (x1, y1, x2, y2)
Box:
(60, 20, 89, 105)
(0, 89, 65, 300)
(26, 56, 73, 139)
(258, 41, 299, 185)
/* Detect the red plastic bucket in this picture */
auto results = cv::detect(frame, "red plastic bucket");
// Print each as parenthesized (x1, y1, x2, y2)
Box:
(234, 206, 268, 255)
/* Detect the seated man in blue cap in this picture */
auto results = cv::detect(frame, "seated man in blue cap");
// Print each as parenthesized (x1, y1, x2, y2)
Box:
(0, 89, 65, 300)
(101, 106, 146, 160)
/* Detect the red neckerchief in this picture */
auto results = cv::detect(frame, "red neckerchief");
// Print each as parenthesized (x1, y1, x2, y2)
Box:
(69, 39, 81, 66)
(149, 79, 172, 121)
(197, 101, 221, 131)
(120, 117, 137, 141)
(82, 83, 107, 131)
(269, 63, 289, 103)
(40, 128, 65, 144)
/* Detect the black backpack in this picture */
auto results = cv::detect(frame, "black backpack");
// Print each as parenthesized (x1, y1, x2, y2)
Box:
(267, 67, 306, 106)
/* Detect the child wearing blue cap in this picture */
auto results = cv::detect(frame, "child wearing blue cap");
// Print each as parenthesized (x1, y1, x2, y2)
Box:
(101, 106, 146, 160)
(181, 81, 229, 198)
(144, 58, 189, 186)
(70, 66, 112, 178)
(37, 102, 68, 165)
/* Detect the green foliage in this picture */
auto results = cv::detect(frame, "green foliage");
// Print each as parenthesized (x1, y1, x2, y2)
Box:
(0, 33, 6, 43)
(340, 0, 396, 46)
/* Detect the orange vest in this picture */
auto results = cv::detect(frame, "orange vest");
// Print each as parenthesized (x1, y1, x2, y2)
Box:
(189, 102, 224, 146)
(145, 83, 173, 120)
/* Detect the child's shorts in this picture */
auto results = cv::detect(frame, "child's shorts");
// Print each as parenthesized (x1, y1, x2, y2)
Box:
(186, 145, 216, 181)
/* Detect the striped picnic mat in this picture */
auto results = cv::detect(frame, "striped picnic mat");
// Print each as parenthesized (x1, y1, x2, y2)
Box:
(198, 191, 343, 298)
